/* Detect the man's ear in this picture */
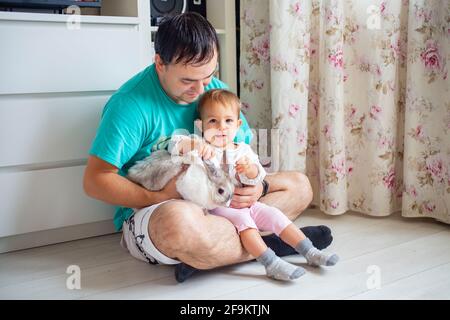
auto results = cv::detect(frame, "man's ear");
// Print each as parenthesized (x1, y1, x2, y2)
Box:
(154, 54, 164, 73)
(194, 119, 203, 134)
(237, 119, 243, 127)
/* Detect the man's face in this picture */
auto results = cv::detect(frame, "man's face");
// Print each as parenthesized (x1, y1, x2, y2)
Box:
(155, 53, 218, 105)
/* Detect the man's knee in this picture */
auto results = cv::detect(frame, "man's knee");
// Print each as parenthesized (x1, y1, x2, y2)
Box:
(290, 172, 313, 211)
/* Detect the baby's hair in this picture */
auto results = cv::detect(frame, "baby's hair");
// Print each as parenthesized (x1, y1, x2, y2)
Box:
(198, 89, 241, 120)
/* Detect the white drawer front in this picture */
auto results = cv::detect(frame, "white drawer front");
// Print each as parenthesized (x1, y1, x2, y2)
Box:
(0, 93, 110, 167)
(0, 166, 114, 237)
(0, 19, 141, 94)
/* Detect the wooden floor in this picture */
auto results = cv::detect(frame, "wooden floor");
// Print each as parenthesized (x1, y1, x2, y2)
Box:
(1, 209, 449, 300)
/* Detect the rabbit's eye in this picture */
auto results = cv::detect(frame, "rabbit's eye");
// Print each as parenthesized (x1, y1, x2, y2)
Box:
(218, 188, 224, 195)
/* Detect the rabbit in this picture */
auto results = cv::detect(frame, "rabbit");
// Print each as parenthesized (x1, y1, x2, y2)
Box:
(127, 149, 235, 210)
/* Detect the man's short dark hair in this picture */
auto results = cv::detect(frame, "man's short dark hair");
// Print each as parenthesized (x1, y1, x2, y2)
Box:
(154, 12, 219, 66)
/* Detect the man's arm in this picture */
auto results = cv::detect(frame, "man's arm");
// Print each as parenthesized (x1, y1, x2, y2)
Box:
(83, 155, 180, 208)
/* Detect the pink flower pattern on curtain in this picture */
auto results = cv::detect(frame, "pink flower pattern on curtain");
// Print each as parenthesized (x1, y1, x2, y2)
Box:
(239, 0, 449, 223)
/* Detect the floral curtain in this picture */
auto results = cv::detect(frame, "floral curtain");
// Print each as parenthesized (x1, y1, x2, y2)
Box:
(240, 0, 450, 223)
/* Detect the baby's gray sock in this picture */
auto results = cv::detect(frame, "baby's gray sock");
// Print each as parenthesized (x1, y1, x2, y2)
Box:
(295, 238, 339, 267)
(256, 248, 305, 281)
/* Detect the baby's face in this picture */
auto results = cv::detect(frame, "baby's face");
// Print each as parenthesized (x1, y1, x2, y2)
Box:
(201, 102, 242, 148)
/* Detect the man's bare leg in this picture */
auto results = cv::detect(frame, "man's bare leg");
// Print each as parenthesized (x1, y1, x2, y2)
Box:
(149, 200, 252, 270)
(260, 171, 313, 221)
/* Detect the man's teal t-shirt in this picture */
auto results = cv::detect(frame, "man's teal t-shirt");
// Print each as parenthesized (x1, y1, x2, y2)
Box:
(89, 64, 253, 231)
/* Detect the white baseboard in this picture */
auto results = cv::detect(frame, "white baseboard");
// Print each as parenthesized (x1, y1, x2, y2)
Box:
(0, 220, 118, 253)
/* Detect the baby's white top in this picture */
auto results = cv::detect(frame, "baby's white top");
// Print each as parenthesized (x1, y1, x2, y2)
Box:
(169, 134, 266, 186)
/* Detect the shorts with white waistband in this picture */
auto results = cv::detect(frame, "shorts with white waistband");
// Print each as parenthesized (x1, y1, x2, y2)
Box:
(120, 200, 181, 265)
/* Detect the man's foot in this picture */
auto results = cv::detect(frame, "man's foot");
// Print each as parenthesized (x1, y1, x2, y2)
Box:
(175, 262, 199, 283)
(262, 225, 333, 257)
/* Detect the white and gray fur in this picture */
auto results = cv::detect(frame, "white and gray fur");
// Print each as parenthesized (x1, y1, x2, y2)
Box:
(127, 150, 235, 210)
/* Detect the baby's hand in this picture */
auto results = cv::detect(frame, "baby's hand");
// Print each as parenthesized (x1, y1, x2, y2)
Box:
(235, 156, 252, 174)
(178, 138, 214, 160)
(196, 140, 215, 160)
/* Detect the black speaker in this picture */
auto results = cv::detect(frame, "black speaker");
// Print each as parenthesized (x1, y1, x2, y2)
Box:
(150, 0, 207, 26)
(187, 0, 206, 18)
(150, 0, 187, 26)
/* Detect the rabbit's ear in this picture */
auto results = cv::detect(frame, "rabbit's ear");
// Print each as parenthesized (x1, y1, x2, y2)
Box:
(203, 160, 221, 179)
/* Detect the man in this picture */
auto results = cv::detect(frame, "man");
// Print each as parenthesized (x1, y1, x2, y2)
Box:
(83, 12, 332, 283)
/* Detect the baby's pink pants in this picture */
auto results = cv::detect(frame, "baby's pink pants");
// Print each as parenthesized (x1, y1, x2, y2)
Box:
(210, 201, 292, 236)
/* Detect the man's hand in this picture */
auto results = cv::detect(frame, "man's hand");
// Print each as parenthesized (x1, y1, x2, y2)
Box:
(230, 182, 264, 209)
(159, 167, 187, 201)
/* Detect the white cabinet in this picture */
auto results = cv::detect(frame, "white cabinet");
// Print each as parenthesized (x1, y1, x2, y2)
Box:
(0, 0, 237, 252)
(0, 166, 113, 237)
(0, 15, 143, 95)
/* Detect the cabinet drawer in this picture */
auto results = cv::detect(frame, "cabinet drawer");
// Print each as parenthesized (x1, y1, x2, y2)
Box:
(0, 166, 114, 237)
(0, 93, 110, 167)
(0, 18, 141, 94)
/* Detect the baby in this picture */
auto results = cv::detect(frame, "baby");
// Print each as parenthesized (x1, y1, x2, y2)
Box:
(169, 89, 339, 281)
